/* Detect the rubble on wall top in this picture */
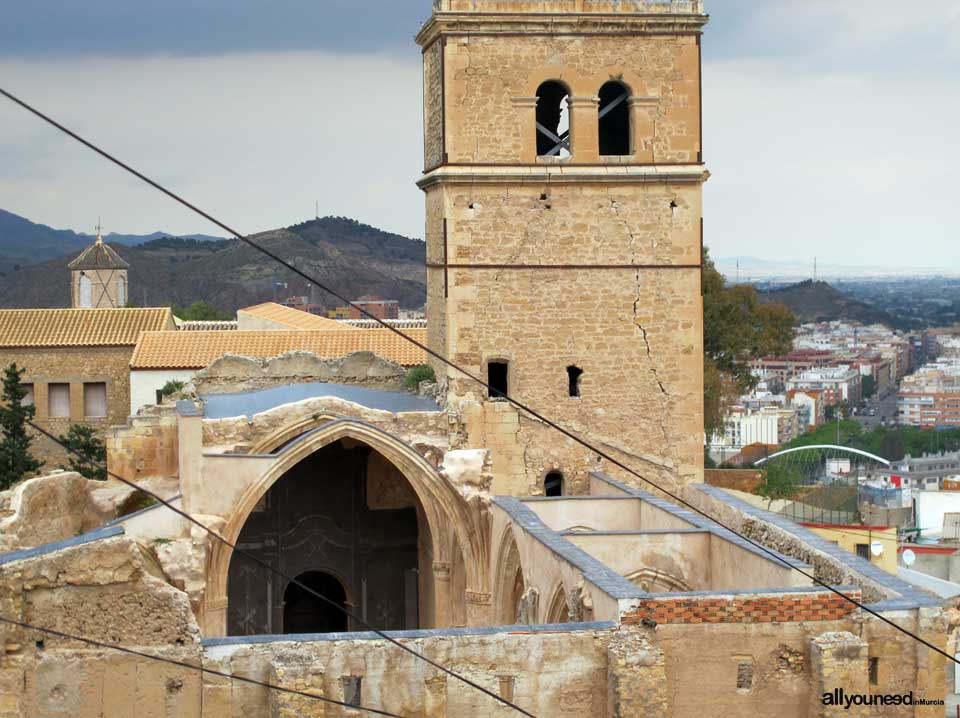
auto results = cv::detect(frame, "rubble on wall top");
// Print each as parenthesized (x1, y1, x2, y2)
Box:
(434, 0, 706, 14)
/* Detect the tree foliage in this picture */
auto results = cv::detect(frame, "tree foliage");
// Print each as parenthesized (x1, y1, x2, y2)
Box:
(756, 461, 802, 509)
(0, 363, 43, 490)
(160, 380, 187, 399)
(58, 424, 107, 481)
(703, 248, 795, 440)
(171, 300, 231, 321)
(404, 364, 436, 391)
(777, 420, 960, 463)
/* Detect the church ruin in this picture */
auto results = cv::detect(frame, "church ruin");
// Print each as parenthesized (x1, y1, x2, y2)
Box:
(0, 2, 949, 716)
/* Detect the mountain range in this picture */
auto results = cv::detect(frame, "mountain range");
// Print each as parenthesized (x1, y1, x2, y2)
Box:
(0, 209, 224, 274)
(0, 210, 427, 312)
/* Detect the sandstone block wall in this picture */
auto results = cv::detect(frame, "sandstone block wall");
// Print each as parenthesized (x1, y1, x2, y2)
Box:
(203, 627, 612, 717)
(435, 33, 702, 165)
(0, 346, 134, 468)
(430, 181, 704, 495)
(105, 406, 180, 483)
(421, 19, 706, 496)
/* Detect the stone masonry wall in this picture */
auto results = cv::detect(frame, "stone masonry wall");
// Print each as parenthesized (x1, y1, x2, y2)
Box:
(203, 627, 612, 717)
(433, 181, 704, 495)
(105, 405, 180, 483)
(0, 346, 134, 468)
(441, 34, 701, 165)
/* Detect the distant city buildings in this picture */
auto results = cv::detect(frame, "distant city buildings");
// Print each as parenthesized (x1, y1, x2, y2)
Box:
(714, 320, 916, 460)
(786, 366, 862, 407)
(898, 329, 960, 428)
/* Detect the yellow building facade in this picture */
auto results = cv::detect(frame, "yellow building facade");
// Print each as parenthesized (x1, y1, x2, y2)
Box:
(802, 522, 899, 574)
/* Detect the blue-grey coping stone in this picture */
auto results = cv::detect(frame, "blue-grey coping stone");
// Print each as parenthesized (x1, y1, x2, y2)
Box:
(200, 382, 440, 420)
(0, 525, 125, 567)
(689, 482, 941, 609)
(202, 621, 618, 647)
(176, 400, 203, 417)
(100, 494, 183, 529)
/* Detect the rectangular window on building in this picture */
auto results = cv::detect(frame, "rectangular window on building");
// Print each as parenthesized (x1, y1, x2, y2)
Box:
(83, 382, 108, 418)
(48, 383, 70, 418)
(21, 383, 34, 407)
(488, 361, 509, 400)
(868, 657, 879, 685)
(855, 543, 870, 560)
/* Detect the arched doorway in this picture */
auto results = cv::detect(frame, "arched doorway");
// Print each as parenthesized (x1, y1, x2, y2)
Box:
(226, 439, 421, 636)
(284, 571, 348, 634)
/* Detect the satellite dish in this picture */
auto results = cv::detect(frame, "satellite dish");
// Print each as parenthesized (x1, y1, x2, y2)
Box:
(870, 540, 884, 557)
(902, 549, 916, 566)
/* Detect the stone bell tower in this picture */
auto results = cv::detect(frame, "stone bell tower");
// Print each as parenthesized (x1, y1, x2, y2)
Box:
(417, 0, 708, 496)
(69, 223, 130, 309)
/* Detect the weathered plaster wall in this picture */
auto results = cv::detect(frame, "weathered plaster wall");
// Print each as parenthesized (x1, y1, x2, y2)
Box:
(194, 351, 408, 395)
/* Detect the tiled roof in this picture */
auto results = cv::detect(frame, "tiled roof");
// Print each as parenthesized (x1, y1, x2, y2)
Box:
(130, 329, 429, 369)
(67, 239, 129, 270)
(237, 302, 356, 331)
(0, 308, 175, 348)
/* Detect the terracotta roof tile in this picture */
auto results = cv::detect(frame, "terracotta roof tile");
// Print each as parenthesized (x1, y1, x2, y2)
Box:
(0, 308, 175, 348)
(237, 302, 356, 331)
(130, 329, 428, 369)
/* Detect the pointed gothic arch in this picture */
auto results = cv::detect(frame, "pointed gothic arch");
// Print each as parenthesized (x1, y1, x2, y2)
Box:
(203, 419, 489, 636)
(493, 526, 525, 625)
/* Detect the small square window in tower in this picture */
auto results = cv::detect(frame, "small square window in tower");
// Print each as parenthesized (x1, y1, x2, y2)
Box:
(599, 81, 631, 156)
(567, 366, 584, 397)
(488, 361, 509, 400)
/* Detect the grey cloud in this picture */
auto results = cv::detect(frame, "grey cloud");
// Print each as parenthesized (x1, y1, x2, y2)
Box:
(1, 0, 429, 58)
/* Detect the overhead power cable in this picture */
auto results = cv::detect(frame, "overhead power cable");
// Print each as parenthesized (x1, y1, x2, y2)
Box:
(0, 615, 405, 718)
(24, 419, 538, 718)
(2, 86, 957, 677)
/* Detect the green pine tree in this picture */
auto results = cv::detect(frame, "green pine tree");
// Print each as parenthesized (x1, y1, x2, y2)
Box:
(0, 363, 43, 490)
(58, 424, 107, 481)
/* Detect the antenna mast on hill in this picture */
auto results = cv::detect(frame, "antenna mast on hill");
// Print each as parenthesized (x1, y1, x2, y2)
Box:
(814, 257, 818, 282)
(315, 201, 319, 220)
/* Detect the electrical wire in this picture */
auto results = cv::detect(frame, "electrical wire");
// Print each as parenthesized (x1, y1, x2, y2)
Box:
(2, 85, 957, 676)
(0, 615, 405, 718)
(24, 419, 538, 718)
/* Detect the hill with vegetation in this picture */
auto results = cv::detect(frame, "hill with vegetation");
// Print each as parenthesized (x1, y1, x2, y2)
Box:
(758, 280, 905, 330)
(0, 216, 427, 312)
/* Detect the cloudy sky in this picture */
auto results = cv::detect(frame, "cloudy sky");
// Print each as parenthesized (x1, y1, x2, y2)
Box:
(1, 1, 958, 267)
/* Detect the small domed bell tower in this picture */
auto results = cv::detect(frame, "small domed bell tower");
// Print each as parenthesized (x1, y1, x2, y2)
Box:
(69, 222, 130, 309)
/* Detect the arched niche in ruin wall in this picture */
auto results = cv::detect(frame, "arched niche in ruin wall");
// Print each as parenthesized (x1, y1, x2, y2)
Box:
(201, 419, 490, 637)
